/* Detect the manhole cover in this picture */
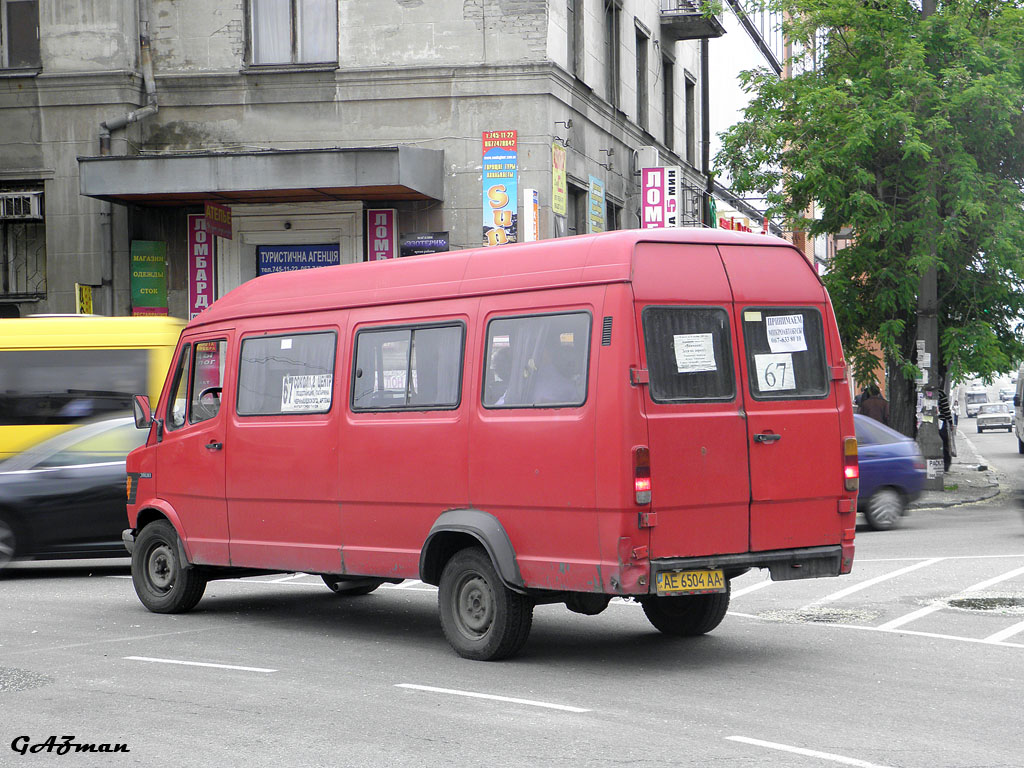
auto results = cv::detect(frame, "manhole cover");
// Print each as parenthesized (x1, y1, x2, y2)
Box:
(947, 595, 1024, 613)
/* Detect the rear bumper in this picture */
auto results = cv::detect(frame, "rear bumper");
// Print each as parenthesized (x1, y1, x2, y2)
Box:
(650, 545, 845, 585)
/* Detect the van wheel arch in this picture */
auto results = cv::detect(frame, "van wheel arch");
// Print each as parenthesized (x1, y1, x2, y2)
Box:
(134, 509, 193, 570)
(419, 509, 523, 591)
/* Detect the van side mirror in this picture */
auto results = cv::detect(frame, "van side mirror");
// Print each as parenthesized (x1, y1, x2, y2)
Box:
(133, 395, 152, 429)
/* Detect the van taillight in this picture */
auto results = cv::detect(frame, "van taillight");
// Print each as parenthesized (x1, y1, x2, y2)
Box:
(633, 446, 651, 505)
(843, 437, 859, 492)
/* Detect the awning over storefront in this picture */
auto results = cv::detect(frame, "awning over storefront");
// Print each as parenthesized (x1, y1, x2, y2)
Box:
(77, 146, 444, 206)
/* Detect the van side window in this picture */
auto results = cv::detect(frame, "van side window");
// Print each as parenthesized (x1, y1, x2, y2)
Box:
(165, 343, 192, 431)
(352, 324, 463, 411)
(483, 312, 590, 408)
(189, 340, 227, 423)
(641, 307, 735, 402)
(237, 332, 336, 416)
(742, 308, 829, 399)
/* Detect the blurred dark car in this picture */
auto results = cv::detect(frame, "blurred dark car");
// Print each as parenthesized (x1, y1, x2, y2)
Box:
(0, 415, 144, 569)
(855, 414, 926, 531)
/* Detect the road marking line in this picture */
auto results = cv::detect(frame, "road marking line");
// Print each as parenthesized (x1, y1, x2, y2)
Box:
(268, 573, 307, 583)
(984, 619, 1024, 644)
(729, 612, 1024, 648)
(124, 656, 276, 673)
(877, 564, 1024, 631)
(732, 579, 774, 597)
(815, 558, 944, 604)
(390, 580, 425, 589)
(395, 684, 590, 713)
(727, 736, 893, 767)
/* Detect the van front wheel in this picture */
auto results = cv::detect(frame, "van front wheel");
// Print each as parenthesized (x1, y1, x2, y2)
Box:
(438, 547, 533, 661)
(640, 584, 731, 636)
(132, 520, 207, 613)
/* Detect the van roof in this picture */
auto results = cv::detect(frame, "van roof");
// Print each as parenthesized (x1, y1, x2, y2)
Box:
(195, 228, 806, 327)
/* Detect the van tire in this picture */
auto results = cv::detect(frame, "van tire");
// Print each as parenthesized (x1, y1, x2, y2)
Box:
(132, 520, 207, 613)
(865, 488, 903, 531)
(322, 575, 383, 596)
(640, 583, 731, 636)
(438, 547, 533, 661)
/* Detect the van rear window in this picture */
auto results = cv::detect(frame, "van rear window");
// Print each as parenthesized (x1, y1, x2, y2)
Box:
(352, 323, 464, 411)
(741, 308, 828, 399)
(641, 307, 735, 402)
(237, 332, 337, 416)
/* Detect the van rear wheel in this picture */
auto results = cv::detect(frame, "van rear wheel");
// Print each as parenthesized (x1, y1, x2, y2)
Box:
(640, 583, 731, 636)
(132, 520, 207, 613)
(438, 547, 533, 661)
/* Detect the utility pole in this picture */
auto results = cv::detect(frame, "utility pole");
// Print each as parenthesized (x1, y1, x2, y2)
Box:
(917, 0, 944, 490)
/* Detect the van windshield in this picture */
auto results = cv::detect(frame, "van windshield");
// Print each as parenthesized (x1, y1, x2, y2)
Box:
(966, 392, 988, 404)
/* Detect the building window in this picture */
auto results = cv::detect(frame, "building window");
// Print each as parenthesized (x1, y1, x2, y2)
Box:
(0, 189, 45, 299)
(635, 26, 649, 131)
(685, 75, 697, 167)
(1, 0, 39, 69)
(662, 55, 675, 151)
(567, 0, 583, 77)
(604, 0, 621, 109)
(567, 185, 587, 235)
(250, 0, 337, 65)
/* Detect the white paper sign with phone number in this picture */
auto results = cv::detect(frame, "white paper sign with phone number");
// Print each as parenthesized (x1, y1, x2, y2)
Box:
(755, 353, 796, 391)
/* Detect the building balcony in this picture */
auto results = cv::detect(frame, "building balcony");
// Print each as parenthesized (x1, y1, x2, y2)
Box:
(660, 0, 726, 41)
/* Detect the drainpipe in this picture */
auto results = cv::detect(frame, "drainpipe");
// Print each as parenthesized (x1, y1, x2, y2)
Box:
(701, 38, 712, 227)
(98, 0, 158, 315)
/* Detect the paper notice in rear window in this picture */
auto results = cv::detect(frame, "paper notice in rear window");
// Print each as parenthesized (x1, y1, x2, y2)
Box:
(673, 333, 717, 373)
(754, 353, 796, 391)
(281, 374, 333, 412)
(765, 314, 807, 353)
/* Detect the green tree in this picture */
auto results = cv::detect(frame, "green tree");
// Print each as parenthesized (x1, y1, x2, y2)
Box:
(716, 0, 1024, 435)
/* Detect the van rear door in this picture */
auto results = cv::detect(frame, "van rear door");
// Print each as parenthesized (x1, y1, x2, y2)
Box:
(633, 242, 751, 559)
(719, 245, 845, 552)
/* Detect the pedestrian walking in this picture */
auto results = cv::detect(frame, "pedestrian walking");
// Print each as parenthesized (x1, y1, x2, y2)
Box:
(858, 385, 890, 425)
(938, 386, 956, 471)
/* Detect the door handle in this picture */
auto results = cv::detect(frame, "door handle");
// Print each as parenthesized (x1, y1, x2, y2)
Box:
(754, 432, 782, 444)
(205, 441, 223, 451)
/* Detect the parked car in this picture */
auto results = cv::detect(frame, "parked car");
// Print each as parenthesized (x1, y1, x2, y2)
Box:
(0, 415, 143, 569)
(854, 414, 926, 530)
(976, 402, 1014, 433)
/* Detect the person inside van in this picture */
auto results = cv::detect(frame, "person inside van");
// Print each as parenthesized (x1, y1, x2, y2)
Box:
(529, 332, 578, 405)
(488, 346, 513, 404)
(858, 384, 890, 425)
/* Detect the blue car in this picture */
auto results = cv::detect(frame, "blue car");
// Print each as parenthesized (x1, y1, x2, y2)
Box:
(854, 414, 927, 530)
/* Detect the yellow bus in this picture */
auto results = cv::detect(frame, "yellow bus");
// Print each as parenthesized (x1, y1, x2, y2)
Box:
(0, 315, 184, 460)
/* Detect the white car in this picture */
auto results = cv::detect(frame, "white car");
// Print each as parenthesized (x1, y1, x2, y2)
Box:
(976, 402, 1014, 433)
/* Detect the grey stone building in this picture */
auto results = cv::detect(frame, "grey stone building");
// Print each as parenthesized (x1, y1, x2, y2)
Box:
(1, 0, 724, 318)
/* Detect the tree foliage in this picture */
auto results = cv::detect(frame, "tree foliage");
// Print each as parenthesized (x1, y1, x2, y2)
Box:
(716, 0, 1024, 434)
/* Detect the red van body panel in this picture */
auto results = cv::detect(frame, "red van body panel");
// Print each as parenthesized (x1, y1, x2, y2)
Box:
(126, 229, 856, 608)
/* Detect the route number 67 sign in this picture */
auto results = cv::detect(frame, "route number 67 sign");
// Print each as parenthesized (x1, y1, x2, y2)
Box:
(755, 353, 796, 391)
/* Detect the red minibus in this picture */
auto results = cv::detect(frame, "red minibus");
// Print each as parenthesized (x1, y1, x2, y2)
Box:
(125, 229, 858, 660)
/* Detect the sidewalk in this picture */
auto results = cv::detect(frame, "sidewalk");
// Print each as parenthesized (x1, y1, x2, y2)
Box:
(909, 427, 1002, 510)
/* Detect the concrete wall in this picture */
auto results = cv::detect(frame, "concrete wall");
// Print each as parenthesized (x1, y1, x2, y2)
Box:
(1, 0, 707, 316)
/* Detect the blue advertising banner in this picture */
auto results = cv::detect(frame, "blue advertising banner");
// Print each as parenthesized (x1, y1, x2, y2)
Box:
(588, 175, 606, 234)
(257, 244, 340, 275)
(482, 130, 518, 246)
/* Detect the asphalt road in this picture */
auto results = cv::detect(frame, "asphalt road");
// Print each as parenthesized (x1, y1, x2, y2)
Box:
(1, 463, 1022, 767)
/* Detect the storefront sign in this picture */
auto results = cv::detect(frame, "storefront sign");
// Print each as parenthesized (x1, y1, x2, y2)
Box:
(204, 202, 232, 240)
(400, 232, 450, 258)
(187, 214, 215, 321)
(257, 244, 340, 275)
(588, 175, 605, 234)
(75, 283, 93, 315)
(482, 130, 518, 246)
(523, 188, 539, 242)
(130, 240, 168, 316)
(552, 142, 567, 217)
(367, 209, 398, 260)
(641, 166, 681, 229)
